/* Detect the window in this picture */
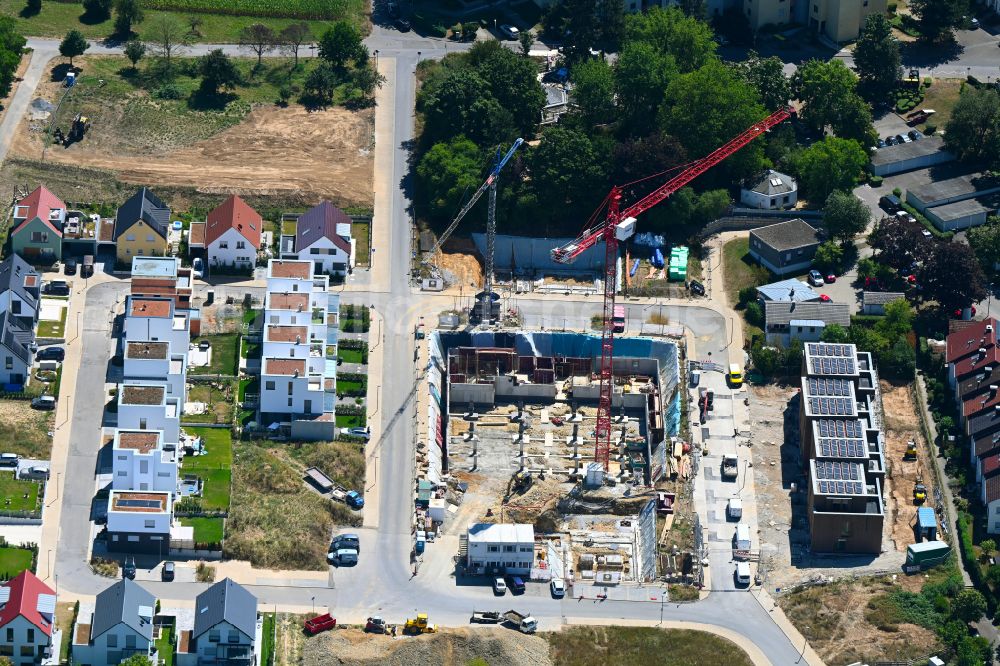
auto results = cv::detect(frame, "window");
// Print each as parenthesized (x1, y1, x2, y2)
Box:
(145, 520, 155, 528)
(146, 235, 154, 242)
(19, 646, 32, 657)
(117, 471, 127, 477)
(813, 3, 818, 9)
(265, 381, 275, 390)
(139, 418, 147, 429)
(137, 249, 144, 255)
(26, 629, 34, 643)
(288, 382, 294, 395)
(30, 231, 48, 243)
(117, 455, 127, 461)
(219, 241, 229, 249)
(519, 546, 532, 553)
(107, 634, 118, 648)
(126, 234, 136, 242)
(228, 630, 240, 643)
(503, 545, 515, 552)
(4, 357, 11, 370)
(0, 646, 10, 656)
(9, 302, 18, 315)
(287, 397, 293, 407)
(210, 630, 221, 643)
(125, 634, 136, 649)
(236, 241, 245, 250)
(140, 460, 148, 474)
(158, 472, 170, 477)
(487, 545, 499, 553)
(785, 253, 791, 261)
(128, 535, 140, 542)
(4, 628, 11, 642)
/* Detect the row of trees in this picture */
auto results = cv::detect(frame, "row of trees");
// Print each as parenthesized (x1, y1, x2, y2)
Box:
(0, 17, 25, 100)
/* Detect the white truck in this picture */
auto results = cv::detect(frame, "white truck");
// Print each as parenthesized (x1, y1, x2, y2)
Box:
(503, 610, 538, 634)
(721, 454, 739, 480)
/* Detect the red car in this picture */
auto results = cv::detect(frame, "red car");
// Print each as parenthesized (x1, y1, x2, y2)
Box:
(824, 274, 837, 284)
(819, 294, 832, 302)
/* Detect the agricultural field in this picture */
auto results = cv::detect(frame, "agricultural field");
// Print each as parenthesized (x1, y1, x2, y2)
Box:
(0, 0, 368, 42)
(9, 55, 375, 210)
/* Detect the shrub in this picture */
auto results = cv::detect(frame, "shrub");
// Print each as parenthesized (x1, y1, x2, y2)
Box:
(737, 285, 758, 308)
(887, 1, 897, 12)
(744, 301, 764, 328)
(869, 175, 883, 187)
(892, 187, 903, 197)
(924, 124, 936, 135)
(923, 77, 932, 87)
(196, 562, 216, 582)
(155, 84, 184, 99)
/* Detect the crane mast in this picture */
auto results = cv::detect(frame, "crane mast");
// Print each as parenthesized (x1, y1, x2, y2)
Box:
(552, 107, 793, 469)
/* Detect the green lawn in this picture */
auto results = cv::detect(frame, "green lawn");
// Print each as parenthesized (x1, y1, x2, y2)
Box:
(190, 333, 240, 376)
(0, 0, 368, 43)
(56, 602, 76, 666)
(722, 237, 772, 307)
(547, 627, 753, 666)
(337, 347, 366, 365)
(182, 427, 233, 511)
(0, 474, 41, 513)
(36, 305, 68, 339)
(261, 613, 276, 666)
(181, 517, 225, 545)
(352, 220, 371, 267)
(336, 378, 365, 396)
(155, 624, 175, 666)
(335, 412, 366, 428)
(184, 383, 234, 425)
(238, 378, 258, 402)
(0, 546, 33, 578)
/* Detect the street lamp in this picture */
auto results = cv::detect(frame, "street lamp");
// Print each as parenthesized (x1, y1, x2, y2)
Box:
(373, 49, 379, 70)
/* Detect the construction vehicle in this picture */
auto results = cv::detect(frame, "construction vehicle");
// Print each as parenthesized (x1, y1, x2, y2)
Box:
(423, 138, 524, 325)
(470, 610, 503, 624)
(551, 107, 793, 469)
(721, 454, 739, 480)
(65, 113, 90, 145)
(303, 613, 336, 635)
(512, 469, 533, 493)
(904, 440, 917, 460)
(365, 616, 388, 634)
(502, 609, 537, 634)
(403, 613, 436, 634)
(914, 480, 927, 504)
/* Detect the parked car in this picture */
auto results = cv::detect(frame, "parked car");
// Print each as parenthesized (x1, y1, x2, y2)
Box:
(327, 548, 358, 566)
(30, 396, 56, 410)
(35, 347, 65, 362)
(885, 135, 897, 146)
(876, 138, 886, 149)
(896, 133, 911, 143)
(330, 533, 360, 553)
(81, 255, 94, 278)
(348, 427, 370, 440)
(161, 561, 175, 581)
(824, 273, 837, 284)
(819, 294, 832, 302)
(879, 194, 902, 213)
(63, 257, 77, 275)
(43, 281, 70, 296)
(0, 454, 20, 468)
(689, 280, 705, 296)
(21, 466, 49, 480)
(908, 129, 922, 141)
(550, 578, 566, 598)
(807, 270, 824, 287)
(395, 17, 411, 31)
(499, 24, 519, 39)
(192, 257, 204, 279)
(507, 575, 526, 594)
(493, 577, 507, 595)
(122, 557, 136, 580)
(734, 561, 751, 586)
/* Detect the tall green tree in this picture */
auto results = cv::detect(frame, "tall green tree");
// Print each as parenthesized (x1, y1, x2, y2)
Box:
(951, 589, 988, 623)
(420, 68, 514, 146)
(732, 51, 790, 111)
(279, 23, 311, 68)
(318, 21, 363, 69)
(833, 94, 878, 147)
(910, 0, 964, 42)
(613, 41, 678, 136)
(123, 39, 145, 70)
(113, 0, 143, 37)
(571, 58, 615, 127)
(823, 190, 871, 241)
(611, 133, 686, 184)
(791, 137, 867, 201)
(0, 17, 26, 99)
(943, 88, 1000, 168)
(416, 136, 485, 223)
(793, 59, 860, 132)
(198, 49, 240, 95)
(467, 42, 546, 137)
(304, 63, 338, 104)
(853, 14, 901, 104)
(529, 126, 609, 228)
(918, 241, 987, 312)
(624, 6, 716, 73)
(967, 216, 1000, 273)
(558, 0, 625, 59)
(660, 59, 767, 184)
(82, 0, 113, 20)
(59, 30, 88, 67)
(518, 30, 534, 57)
(239, 23, 276, 68)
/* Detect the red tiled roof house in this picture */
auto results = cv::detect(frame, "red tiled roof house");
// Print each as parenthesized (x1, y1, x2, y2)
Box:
(188, 195, 262, 272)
(11, 186, 66, 264)
(0, 571, 59, 664)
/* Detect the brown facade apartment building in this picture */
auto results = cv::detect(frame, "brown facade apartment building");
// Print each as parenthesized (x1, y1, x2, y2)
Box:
(799, 342, 886, 554)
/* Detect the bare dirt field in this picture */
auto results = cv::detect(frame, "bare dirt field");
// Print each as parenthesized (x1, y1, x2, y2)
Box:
(13, 104, 374, 208)
(303, 627, 551, 666)
(0, 399, 54, 459)
(881, 382, 935, 552)
(779, 575, 941, 666)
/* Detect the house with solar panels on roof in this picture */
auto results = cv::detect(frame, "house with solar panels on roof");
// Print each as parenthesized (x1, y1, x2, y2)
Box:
(0, 571, 59, 665)
(799, 342, 886, 554)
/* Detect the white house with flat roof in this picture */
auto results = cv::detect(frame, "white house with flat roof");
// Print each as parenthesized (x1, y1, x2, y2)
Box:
(106, 490, 173, 554)
(117, 384, 180, 444)
(111, 430, 178, 494)
(466, 523, 535, 575)
(123, 297, 190, 351)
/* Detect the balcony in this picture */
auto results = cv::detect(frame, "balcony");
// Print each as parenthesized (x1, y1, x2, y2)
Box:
(311, 308, 324, 324)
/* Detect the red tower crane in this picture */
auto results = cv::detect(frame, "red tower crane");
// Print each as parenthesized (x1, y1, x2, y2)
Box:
(552, 107, 793, 469)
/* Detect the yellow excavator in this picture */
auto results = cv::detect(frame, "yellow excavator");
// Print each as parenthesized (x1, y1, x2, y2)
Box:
(904, 440, 917, 460)
(913, 479, 927, 505)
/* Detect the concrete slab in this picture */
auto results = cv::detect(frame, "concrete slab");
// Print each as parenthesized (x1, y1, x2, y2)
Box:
(187, 347, 211, 367)
(39, 298, 66, 321)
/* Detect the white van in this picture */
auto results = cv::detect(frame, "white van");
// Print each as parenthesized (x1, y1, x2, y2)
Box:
(734, 562, 751, 586)
(733, 524, 751, 551)
(727, 497, 743, 520)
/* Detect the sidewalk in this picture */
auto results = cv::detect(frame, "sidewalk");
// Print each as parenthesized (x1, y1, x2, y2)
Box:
(362, 309, 386, 529)
(369, 56, 396, 293)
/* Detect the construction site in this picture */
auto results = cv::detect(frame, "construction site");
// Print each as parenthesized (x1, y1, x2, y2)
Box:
(415, 329, 700, 592)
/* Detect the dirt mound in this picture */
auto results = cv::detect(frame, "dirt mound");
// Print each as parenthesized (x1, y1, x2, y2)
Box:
(303, 628, 552, 666)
